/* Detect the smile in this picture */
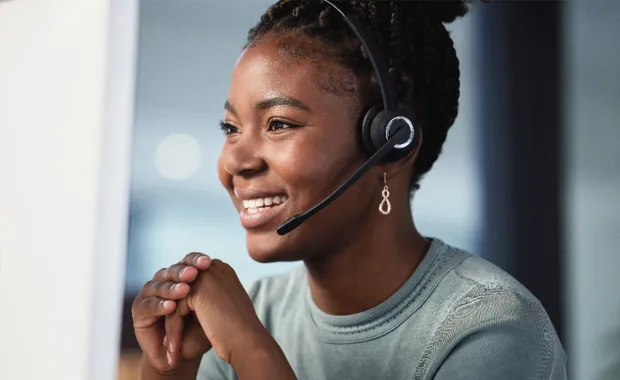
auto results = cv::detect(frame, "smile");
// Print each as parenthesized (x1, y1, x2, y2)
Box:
(242, 195, 288, 214)
(237, 192, 289, 229)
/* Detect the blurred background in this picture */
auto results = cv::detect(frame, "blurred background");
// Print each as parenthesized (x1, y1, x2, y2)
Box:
(115, 1, 620, 379)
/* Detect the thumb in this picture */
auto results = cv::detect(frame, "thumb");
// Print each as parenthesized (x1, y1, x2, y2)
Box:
(186, 293, 196, 312)
(186, 291, 204, 313)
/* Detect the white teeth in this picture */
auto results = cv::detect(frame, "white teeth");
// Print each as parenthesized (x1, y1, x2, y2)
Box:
(242, 195, 287, 210)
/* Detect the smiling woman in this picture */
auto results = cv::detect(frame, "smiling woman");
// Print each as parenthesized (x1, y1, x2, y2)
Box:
(217, 38, 374, 262)
(130, 1, 567, 380)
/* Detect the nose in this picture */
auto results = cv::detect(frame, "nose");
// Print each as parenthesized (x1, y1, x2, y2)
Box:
(221, 134, 267, 178)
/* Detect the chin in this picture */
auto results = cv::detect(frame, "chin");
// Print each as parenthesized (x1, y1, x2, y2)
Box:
(245, 229, 310, 263)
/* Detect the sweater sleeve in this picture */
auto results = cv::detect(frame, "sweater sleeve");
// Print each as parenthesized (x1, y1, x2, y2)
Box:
(423, 289, 567, 380)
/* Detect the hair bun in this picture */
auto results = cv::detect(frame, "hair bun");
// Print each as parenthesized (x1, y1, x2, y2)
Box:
(419, 0, 470, 24)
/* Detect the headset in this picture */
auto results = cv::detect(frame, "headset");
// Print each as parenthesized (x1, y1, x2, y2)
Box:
(277, 0, 420, 235)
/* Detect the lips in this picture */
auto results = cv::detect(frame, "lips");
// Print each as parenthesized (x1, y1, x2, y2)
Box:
(234, 188, 289, 229)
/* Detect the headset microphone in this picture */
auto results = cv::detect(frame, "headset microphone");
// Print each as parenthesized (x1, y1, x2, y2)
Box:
(276, 0, 420, 236)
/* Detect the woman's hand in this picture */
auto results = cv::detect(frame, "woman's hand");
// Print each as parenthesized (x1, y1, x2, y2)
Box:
(186, 258, 272, 365)
(131, 253, 213, 374)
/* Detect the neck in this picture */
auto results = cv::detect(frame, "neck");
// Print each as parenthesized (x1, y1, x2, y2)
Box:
(303, 208, 429, 316)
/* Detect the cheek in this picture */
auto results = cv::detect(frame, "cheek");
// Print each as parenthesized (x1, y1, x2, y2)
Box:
(269, 130, 363, 205)
(216, 150, 232, 191)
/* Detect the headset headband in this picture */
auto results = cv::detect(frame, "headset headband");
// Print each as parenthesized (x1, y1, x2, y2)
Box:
(322, 0, 398, 111)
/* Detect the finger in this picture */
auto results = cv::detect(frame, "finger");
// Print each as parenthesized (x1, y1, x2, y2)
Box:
(139, 329, 169, 373)
(142, 280, 191, 300)
(152, 267, 169, 281)
(180, 252, 212, 271)
(165, 311, 184, 367)
(132, 296, 176, 323)
(153, 264, 198, 283)
(176, 297, 191, 318)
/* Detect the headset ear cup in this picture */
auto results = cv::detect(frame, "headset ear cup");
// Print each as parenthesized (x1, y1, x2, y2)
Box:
(398, 104, 421, 157)
(369, 105, 420, 163)
(360, 104, 383, 156)
(370, 110, 408, 162)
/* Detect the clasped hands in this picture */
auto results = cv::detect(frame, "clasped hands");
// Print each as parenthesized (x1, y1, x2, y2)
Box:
(132, 253, 272, 374)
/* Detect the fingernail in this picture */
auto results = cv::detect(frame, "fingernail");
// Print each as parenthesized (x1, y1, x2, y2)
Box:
(167, 350, 172, 366)
(169, 341, 174, 353)
(197, 256, 209, 264)
(163, 335, 168, 347)
(173, 283, 183, 291)
(180, 267, 188, 277)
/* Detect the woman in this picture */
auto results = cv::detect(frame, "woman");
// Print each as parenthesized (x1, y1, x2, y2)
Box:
(132, 1, 567, 379)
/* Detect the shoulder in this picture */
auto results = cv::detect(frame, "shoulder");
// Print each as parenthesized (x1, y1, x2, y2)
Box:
(433, 243, 553, 317)
(448, 252, 561, 343)
(419, 243, 567, 379)
(427, 241, 553, 328)
(453, 250, 537, 294)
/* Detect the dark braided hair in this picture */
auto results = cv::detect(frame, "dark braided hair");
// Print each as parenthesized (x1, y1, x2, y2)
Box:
(245, 0, 469, 191)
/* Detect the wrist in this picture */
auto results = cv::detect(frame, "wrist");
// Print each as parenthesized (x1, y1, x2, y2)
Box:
(232, 334, 276, 362)
(230, 334, 297, 380)
(230, 328, 271, 361)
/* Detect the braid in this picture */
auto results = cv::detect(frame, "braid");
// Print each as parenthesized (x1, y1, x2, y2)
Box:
(388, 1, 406, 99)
(245, 0, 468, 191)
(368, 2, 378, 28)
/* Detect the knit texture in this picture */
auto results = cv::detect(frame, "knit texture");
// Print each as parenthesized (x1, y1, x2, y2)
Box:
(198, 239, 567, 380)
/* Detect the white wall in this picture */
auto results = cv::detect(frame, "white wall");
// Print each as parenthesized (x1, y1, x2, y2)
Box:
(0, 0, 138, 379)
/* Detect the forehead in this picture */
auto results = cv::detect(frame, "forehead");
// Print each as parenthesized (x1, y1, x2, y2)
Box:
(231, 37, 314, 95)
(228, 35, 360, 112)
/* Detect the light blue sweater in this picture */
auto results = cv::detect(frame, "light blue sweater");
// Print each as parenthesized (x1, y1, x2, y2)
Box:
(198, 238, 568, 379)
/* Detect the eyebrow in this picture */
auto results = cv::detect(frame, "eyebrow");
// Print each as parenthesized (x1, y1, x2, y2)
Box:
(224, 96, 312, 116)
(224, 100, 238, 116)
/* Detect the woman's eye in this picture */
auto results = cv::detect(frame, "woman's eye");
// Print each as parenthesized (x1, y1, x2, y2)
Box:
(268, 120, 298, 132)
(219, 121, 239, 135)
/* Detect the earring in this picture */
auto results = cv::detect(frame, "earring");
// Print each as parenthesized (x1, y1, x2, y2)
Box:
(379, 172, 391, 215)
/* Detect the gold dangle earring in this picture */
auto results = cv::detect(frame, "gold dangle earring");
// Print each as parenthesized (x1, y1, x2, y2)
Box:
(379, 172, 391, 215)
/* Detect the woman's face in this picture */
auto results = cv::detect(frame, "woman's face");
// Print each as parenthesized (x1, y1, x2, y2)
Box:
(217, 35, 381, 263)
